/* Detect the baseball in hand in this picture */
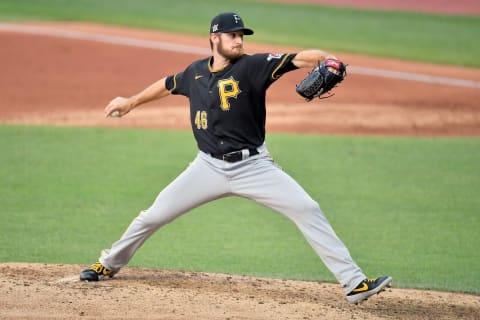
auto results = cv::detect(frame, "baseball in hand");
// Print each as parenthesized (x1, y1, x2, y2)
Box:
(110, 110, 120, 117)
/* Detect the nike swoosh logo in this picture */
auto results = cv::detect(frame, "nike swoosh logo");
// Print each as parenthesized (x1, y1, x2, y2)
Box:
(195, 75, 204, 80)
(351, 283, 369, 293)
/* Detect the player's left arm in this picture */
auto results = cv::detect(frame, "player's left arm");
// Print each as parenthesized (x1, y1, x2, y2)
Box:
(291, 49, 337, 69)
(105, 77, 170, 117)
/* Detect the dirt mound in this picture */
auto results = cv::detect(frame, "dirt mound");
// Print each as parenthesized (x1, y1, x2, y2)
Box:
(1, 263, 478, 319)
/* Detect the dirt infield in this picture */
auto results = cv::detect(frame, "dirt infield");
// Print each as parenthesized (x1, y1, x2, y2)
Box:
(1, 22, 479, 136)
(2, 263, 479, 320)
(1, 11, 480, 320)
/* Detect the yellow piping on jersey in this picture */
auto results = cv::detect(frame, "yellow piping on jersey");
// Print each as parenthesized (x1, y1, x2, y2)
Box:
(169, 73, 178, 92)
(271, 54, 291, 80)
(208, 57, 229, 73)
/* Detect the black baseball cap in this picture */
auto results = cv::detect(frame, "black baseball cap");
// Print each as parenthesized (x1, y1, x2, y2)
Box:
(210, 12, 254, 35)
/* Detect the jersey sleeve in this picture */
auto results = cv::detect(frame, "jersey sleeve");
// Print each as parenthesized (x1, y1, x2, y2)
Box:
(165, 71, 188, 96)
(270, 53, 298, 80)
(165, 59, 206, 97)
(249, 53, 298, 89)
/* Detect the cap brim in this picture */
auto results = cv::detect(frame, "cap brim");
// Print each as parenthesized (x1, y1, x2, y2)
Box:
(243, 28, 254, 35)
(223, 27, 254, 35)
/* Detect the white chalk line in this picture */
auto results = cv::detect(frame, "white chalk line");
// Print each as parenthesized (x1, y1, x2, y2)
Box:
(53, 275, 80, 283)
(1, 23, 479, 89)
(348, 66, 479, 88)
(0, 23, 209, 55)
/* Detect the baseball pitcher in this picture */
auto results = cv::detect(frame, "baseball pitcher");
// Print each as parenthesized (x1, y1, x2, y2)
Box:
(80, 12, 392, 304)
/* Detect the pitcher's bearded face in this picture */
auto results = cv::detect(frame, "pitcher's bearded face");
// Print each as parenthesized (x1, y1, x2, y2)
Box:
(216, 32, 244, 60)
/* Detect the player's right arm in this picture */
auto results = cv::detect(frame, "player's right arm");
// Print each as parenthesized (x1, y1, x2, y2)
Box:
(105, 77, 171, 117)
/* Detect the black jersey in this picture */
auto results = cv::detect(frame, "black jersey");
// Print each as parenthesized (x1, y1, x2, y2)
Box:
(165, 53, 298, 155)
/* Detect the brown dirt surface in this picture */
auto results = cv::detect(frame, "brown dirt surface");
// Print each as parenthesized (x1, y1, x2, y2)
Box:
(1, 12, 480, 320)
(1, 263, 479, 320)
(1, 22, 479, 136)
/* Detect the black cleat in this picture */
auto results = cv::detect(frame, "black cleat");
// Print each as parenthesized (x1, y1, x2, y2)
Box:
(346, 276, 392, 304)
(80, 261, 115, 281)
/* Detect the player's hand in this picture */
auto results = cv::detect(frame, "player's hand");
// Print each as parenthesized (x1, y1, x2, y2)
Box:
(105, 97, 132, 118)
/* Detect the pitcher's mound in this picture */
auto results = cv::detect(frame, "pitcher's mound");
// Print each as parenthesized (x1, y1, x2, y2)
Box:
(1, 263, 478, 319)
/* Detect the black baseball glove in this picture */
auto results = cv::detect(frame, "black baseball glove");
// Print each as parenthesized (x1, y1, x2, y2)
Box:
(296, 59, 347, 101)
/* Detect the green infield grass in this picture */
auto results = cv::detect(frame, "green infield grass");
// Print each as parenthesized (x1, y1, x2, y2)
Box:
(0, 0, 479, 67)
(1, 125, 479, 294)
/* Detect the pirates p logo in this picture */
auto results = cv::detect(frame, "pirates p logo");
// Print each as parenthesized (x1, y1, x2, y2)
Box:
(217, 77, 241, 111)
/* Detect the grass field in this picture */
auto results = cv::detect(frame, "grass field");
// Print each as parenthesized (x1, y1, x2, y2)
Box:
(1, 125, 479, 294)
(0, 0, 479, 67)
(1, 0, 479, 296)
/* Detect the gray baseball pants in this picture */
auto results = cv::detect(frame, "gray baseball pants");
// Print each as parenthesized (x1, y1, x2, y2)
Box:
(99, 144, 366, 293)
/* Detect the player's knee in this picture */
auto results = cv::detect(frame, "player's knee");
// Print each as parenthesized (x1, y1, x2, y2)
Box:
(306, 203, 324, 221)
(138, 208, 175, 229)
(296, 197, 321, 214)
(306, 200, 327, 220)
(287, 197, 322, 220)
